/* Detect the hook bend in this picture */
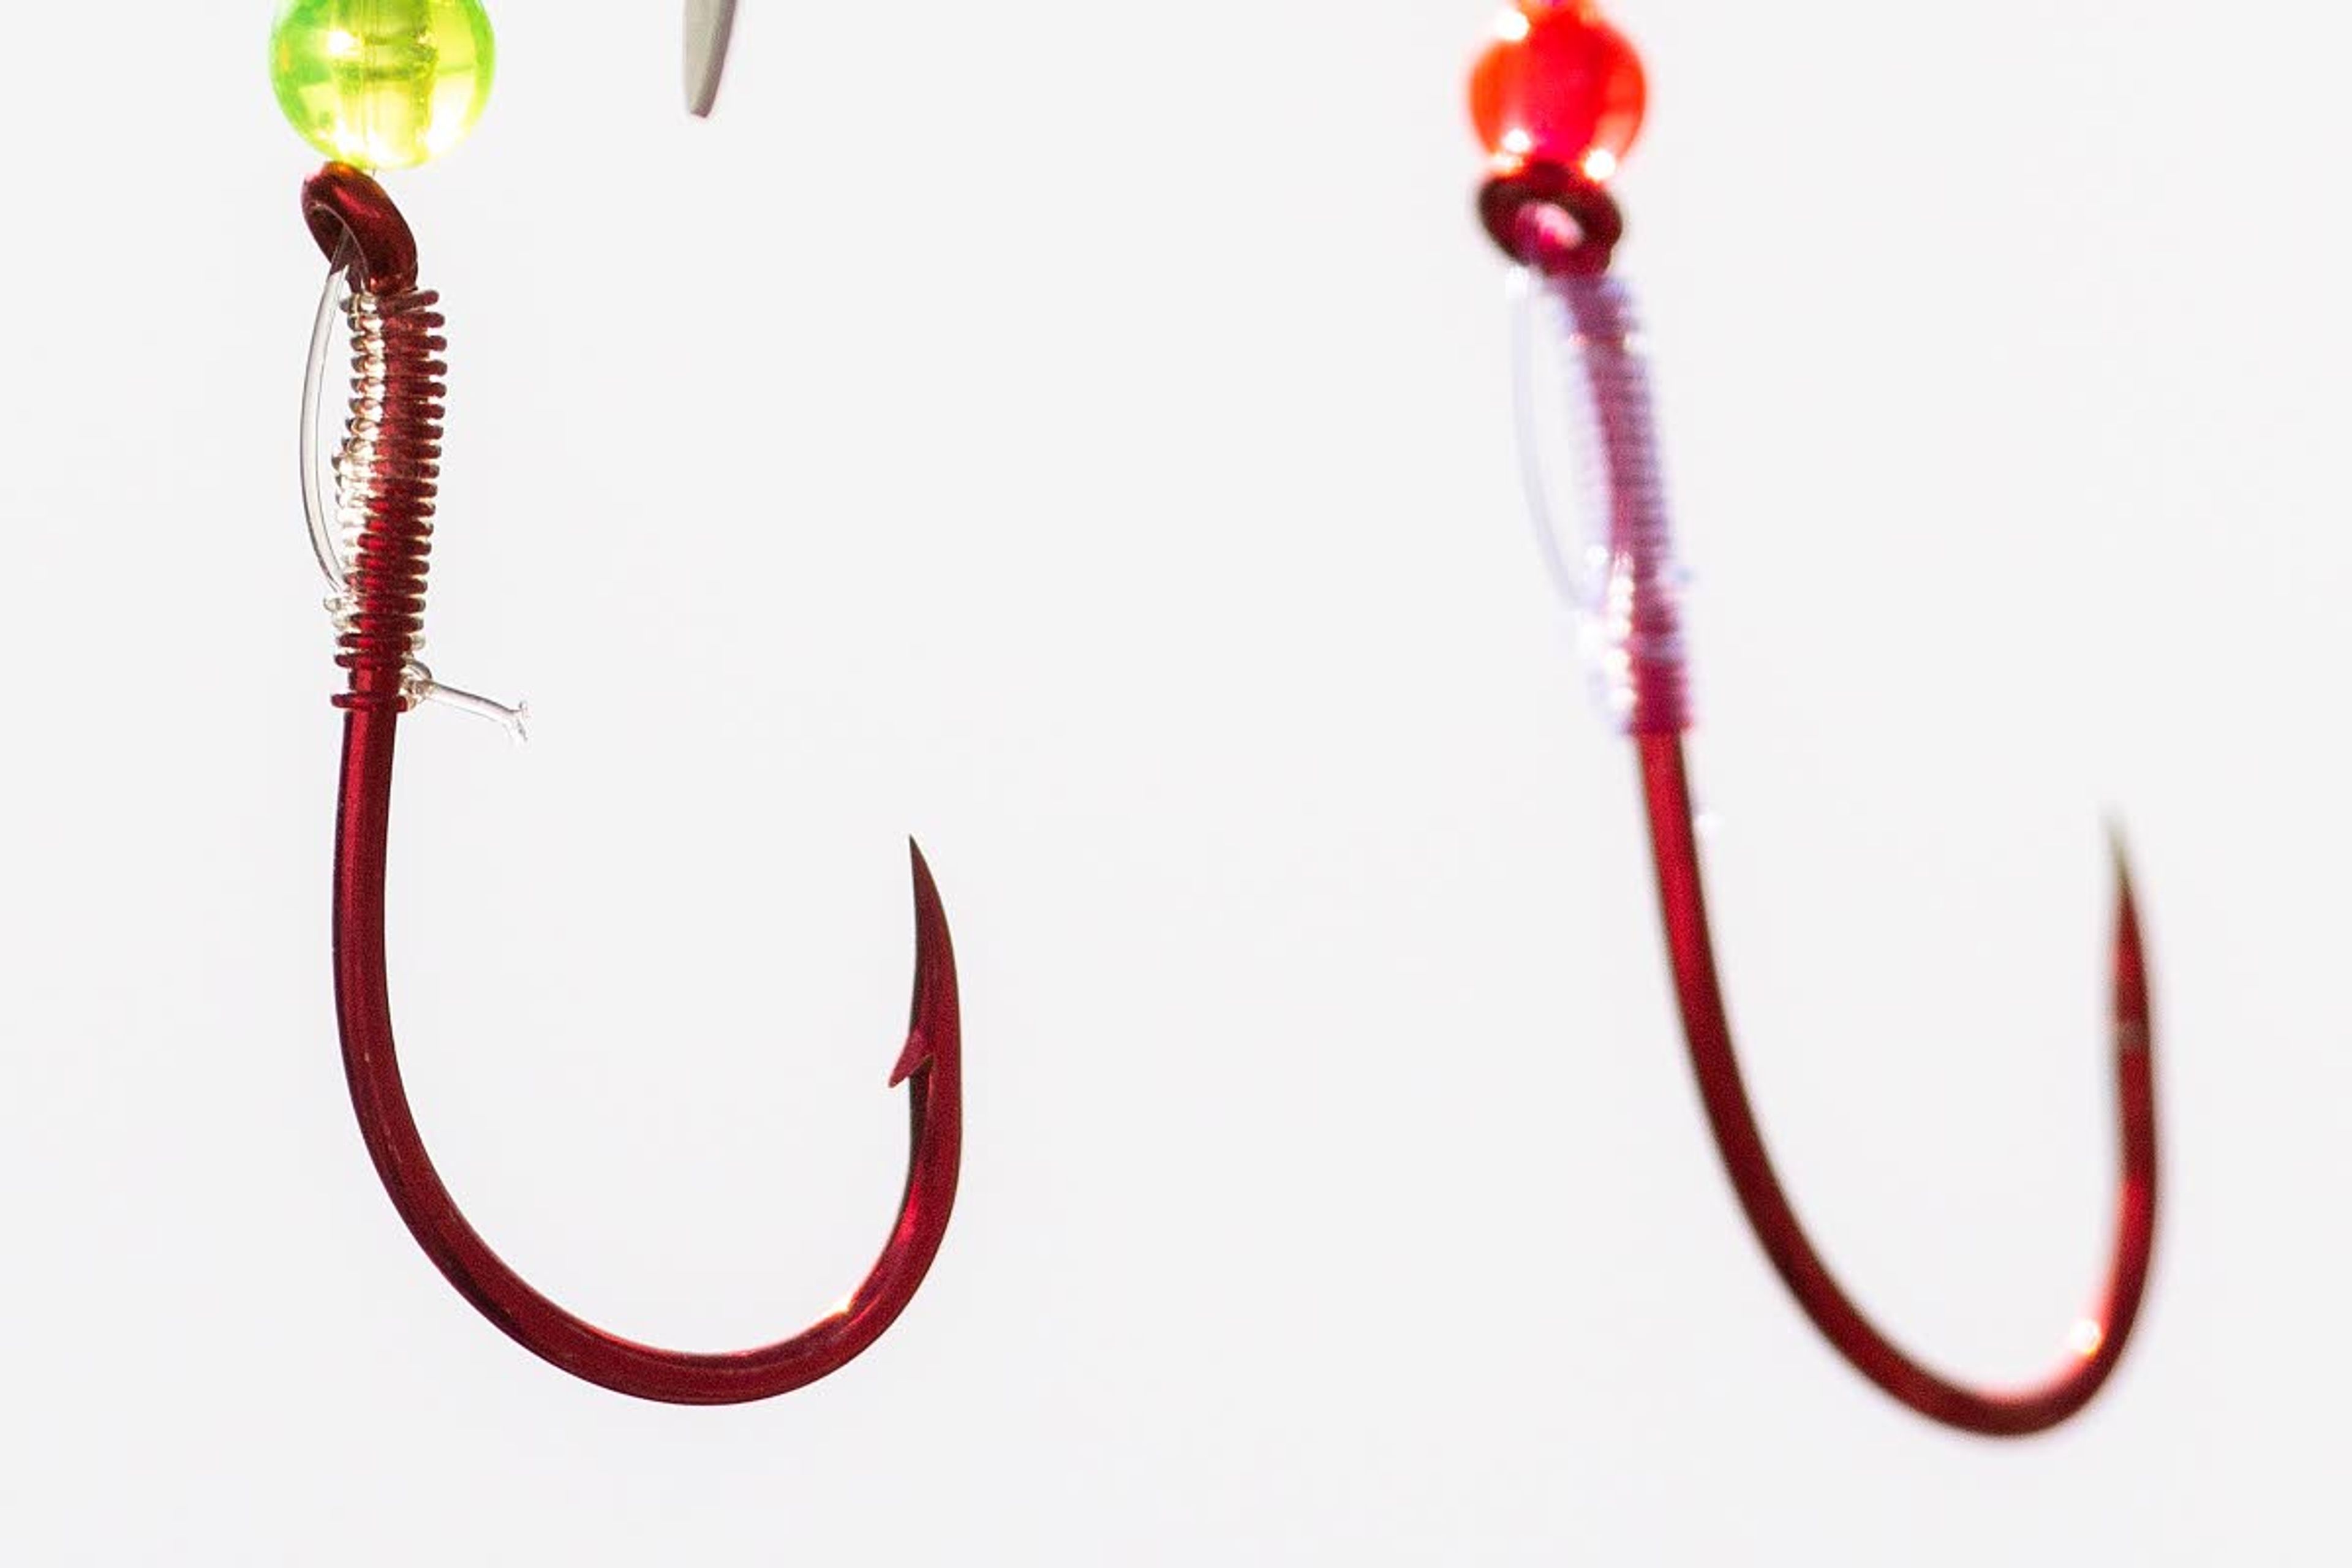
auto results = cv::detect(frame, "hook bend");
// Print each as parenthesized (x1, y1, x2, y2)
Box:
(307, 164, 962, 1404)
(1641, 737, 2155, 1436)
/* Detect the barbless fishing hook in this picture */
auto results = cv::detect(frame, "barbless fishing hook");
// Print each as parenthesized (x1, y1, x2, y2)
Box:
(274, 1, 961, 1404)
(1465, 2, 2157, 1436)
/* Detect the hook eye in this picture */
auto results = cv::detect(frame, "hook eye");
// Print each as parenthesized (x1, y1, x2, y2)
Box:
(685, 0, 740, 117)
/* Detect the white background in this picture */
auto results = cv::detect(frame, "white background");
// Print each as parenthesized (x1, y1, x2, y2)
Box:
(0, 1, 2333, 1561)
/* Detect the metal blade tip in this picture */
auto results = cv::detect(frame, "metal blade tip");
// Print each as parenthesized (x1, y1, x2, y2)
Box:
(684, 0, 739, 117)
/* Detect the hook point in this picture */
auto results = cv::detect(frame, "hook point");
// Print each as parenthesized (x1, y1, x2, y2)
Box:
(892, 838, 954, 1087)
(2101, 814, 2151, 1054)
(2102, 815, 2139, 907)
(907, 839, 950, 937)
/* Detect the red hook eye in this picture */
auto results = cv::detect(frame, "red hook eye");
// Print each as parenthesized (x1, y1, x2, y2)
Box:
(303, 164, 420, 293)
(1478, 160, 1624, 276)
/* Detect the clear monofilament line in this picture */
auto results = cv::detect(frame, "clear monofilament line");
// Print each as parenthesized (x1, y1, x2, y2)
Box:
(1507, 268, 1602, 616)
(1512, 268, 1691, 735)
(301, 243, 355, 590)
(406, 664, 530, 742)
(302, 256, 526, 738)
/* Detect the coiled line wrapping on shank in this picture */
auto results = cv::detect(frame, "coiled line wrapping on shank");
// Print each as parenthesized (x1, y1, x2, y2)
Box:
(328, 284, 447, 714)
(1528, 273, 1691, 736)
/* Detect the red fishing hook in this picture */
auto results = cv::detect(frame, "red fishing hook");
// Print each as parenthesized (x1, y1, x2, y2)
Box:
(1469, 3, 2157, 1436)
(297, 151, 960, 1404)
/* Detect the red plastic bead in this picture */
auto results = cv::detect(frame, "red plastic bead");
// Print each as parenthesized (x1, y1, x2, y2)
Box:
(1469, 2, 1646, 179)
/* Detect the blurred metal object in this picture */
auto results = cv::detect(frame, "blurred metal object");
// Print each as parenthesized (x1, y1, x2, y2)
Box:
(685, 0, 739, 116)
(1493, 183, 2162, 1442)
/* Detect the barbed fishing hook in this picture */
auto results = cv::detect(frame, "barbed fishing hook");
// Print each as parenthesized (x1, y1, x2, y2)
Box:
(273, 1, 962, 1404)
(1464, 1, 2157, 1436)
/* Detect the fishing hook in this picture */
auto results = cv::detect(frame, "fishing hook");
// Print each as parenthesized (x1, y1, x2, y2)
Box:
(1466, 4, 2157, 1436)
(277, 3, 962, 1404)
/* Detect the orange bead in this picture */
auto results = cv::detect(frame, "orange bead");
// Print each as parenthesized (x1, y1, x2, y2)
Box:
(1469, 2, 1645, 179)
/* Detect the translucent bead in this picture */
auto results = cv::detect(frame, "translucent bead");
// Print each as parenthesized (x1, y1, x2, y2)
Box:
(270, 0, 497, 172)
(1469, 2, 1645, 180)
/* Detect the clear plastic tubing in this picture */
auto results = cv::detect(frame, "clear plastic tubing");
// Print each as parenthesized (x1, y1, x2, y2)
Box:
(1510, 268, 1690, 736)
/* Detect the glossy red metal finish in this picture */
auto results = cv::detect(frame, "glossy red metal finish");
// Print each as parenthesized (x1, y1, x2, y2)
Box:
(1477, 162, 1624, 276)
(1636, 734, 2157, 1436)
(306, 164, 964, 1403)
(304, 163, 418, 292)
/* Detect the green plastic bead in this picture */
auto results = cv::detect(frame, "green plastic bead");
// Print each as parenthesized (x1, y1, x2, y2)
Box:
(270, 0, 496, 172)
